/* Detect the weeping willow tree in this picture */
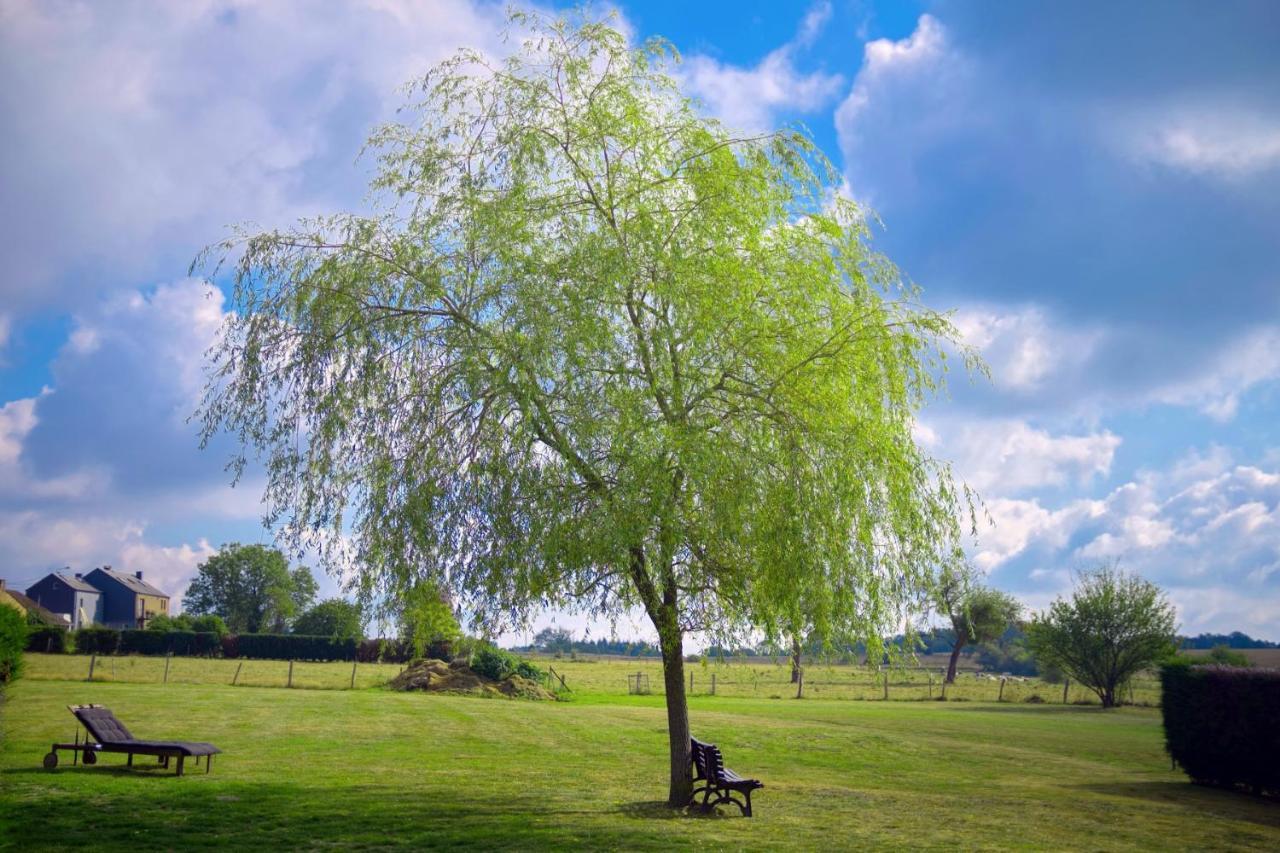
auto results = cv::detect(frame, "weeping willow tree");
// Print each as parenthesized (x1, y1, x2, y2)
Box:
(197, 10, 976, 807)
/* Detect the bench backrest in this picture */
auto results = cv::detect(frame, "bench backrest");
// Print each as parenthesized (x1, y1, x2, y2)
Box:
(71, 704, 134, 744)
(690, 737, 725, 783)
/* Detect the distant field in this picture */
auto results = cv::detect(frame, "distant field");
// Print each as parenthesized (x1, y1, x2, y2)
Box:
(1182, 648, 1280, 668)
(3, 676, 1277, 850)
(22, 653, 1163, 706)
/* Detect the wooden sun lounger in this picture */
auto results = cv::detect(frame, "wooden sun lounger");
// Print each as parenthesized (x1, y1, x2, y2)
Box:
(42, 704, 221, 776)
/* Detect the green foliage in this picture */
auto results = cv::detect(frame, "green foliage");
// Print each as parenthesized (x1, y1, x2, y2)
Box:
(393, 583, 460, 658)
(1206, 645, 1251, 667)
(470, 644, 543, 682)
(292, 598, 365, 641)
(0, 605, 28, 683)
(118, 630, 222, 656)
(24, 626, 69, 654)
(1161, 662, 1280, 793)
(196, 8, 976, 804)
(228, 633, 358, 661)
(74, 626, 120, 655)
(183, 543, 318, 633)
(1028, 563, 1177, 708)
(146, 613, 230, 637)
(935, 565, 1021, 681)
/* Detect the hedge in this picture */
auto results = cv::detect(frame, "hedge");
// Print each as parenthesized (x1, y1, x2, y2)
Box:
(0, 606, 27, 683)
(1161, 662, 1280, 794)
(227, 633, 358, 661)
(74, 626, 121, 655)
(26, 626, 70, 654)
(118, 630, 221, 657)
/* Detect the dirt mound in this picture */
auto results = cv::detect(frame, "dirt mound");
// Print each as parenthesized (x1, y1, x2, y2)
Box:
(389, 658, 556, 700)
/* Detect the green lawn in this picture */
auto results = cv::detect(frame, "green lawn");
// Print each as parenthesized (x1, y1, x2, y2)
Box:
(2, 678, 1276, 850)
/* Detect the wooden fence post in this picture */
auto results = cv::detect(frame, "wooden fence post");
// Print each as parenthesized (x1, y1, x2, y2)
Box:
(163, 653, 171, 684)
(690, 671, 694, 693)
(940, 676, 948, 700)
(1063, 679, 1070, 704)
(711, 673, 716, 696)
(350, 660, 358, 689)
(998, 677, 1006, 702)
(87, 653, 97, 681)
(288, 660, 295, 688)
(883, 671, 890, 701)
(928, 671, 933, 699)
(232, 661, 243, 685)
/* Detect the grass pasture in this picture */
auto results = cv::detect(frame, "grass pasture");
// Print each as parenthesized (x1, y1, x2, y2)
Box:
(2, 671, 1278, 850)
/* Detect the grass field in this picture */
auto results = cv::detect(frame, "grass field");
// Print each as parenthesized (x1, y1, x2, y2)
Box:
(19, 653, 1163, 705)
(2, 672, 1277, 850)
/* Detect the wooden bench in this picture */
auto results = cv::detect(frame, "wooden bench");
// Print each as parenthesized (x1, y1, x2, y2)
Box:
(691, 736, 763, 817)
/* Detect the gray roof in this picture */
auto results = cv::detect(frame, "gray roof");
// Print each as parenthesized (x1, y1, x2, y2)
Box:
(92, 568, 169, 598)
(53, 572, 101, 594)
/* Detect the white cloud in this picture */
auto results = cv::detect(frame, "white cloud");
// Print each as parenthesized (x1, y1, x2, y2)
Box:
(975, 449, 1280, 637)
(0, 0, 513, 311)
(1145, 325, 1280, 421)
(835, 14, 953, 147)
(953, 305, 1104, 392)
(939, 418, 1121, 496)
(681, 4, 843, 132)
(1130, 110, 1280, 178)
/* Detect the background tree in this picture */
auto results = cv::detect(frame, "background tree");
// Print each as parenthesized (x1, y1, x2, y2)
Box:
(184, 543, 318, 634)
(146, 612, 229, 637)
(293, 598, 364, 640)
(936, 565, 1021, 683)
(1027, 563, 1177, 708)
(198, 11, 974, 806)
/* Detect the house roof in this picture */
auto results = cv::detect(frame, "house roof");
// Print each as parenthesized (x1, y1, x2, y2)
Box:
(51, 572, 100, 594)
(91, 568, 169, 599)
(6, 590, 71, 627)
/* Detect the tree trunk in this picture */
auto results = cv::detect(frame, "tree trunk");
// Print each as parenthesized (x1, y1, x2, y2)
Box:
(945, 630, 967, 684)
(1101, 686, 1116, 709)
(659, 625, 691, 807)
(790, 638, 802, 684)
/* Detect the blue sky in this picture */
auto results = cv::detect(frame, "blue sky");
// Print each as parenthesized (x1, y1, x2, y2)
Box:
(1, 1, 1277, 641)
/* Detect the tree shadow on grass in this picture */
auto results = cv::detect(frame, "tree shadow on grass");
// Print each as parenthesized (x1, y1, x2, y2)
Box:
(1074, 782, 1280, 829)
(0, 775, 688, 850)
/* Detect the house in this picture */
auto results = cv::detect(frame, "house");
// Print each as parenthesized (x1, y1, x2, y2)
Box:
(23, 572, 101, 629)
(83, 566, 170, 629)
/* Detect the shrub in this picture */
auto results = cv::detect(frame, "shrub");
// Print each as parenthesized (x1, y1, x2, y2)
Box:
(230, 633, 358, 661)
(118, 630, 222, 657)
(1160, 662, 1280, 794)
(470, 644, 543, 682)
(75, 627, 120, 655)
(0, 606, 28, 683)
(1206, 645, 1251, 667)
(25, 626, 70, 654)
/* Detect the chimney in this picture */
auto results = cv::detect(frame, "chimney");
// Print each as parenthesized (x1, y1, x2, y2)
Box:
(135, 571, 144, 580)
(104, 565, 112, 572)
(0, 579, 6, 591)
(75, 573, 83, 580)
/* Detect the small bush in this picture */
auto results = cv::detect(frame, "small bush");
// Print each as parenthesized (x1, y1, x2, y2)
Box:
(25, 626, 69, 654)
(1161, 662, 1280, 794)
(471, 644, 543, 682)
(75, 627, 120, 655)
(0, 606, 29, 683)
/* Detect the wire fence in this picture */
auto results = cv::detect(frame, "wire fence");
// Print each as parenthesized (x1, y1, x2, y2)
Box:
(24, 653, 406, 690)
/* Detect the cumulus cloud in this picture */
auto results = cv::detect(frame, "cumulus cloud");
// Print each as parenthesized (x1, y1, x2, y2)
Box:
(836, 13, 948, 131)
(974, 448, 1280, 637)
(1145, 325, 1280, 421)
(0, 0, 512, 312)
(0, 280, 264, 603)
(937, 418, 1121, 496)
(681, 3, 843, 132)
(953, 305, 1103, 393)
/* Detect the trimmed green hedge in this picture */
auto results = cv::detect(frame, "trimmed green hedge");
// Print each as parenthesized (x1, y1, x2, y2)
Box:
(75, 626, 121, 655)
(118, 630, 221, 657)
(1161, 662, 1280, 794)
(229, 633, 358, 661)
(25, 626, 69, 653)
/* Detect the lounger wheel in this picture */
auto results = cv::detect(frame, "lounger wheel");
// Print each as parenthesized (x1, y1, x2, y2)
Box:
(82, 749, 97, 765)
(43, 751, 58, 770)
